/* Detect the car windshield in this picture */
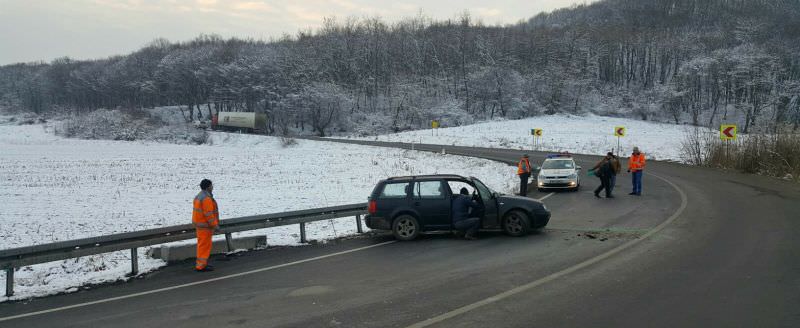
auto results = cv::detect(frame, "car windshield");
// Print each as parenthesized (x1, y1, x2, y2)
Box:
(542, 160, 574, 170)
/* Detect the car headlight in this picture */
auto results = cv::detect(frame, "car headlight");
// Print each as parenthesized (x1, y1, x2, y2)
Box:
(542, 203, 548, 211)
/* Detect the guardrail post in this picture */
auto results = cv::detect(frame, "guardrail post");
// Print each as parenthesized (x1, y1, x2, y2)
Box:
(300, 222, 307, 243)
(356, 215, 363, 233)
(225, 233, 233, 252)
(130, 248, 138, 276)
(5, 268, 13, 297)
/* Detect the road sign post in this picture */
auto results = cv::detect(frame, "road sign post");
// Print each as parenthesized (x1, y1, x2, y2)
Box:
(720, 124, 737, 161)
(614, 126, 626, 154)
(720, 124, 737, 141)
(531, 129, 542, 150)
(531, 129, 534, 150)
(431, 120, 440, 136)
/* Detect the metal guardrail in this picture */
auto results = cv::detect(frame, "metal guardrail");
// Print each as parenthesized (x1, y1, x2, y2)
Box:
(1, 203, 368, 297)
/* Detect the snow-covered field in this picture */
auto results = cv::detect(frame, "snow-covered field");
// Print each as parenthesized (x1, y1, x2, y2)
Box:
(346, 114, 708, 162)
(0, 123, 516, 301)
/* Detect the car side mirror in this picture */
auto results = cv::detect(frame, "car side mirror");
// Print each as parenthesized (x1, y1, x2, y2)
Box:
(576, 166, 582, 170)
(534, 166, 541, 171)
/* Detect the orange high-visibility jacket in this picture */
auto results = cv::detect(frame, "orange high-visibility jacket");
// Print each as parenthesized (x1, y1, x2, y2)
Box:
(517, 158, 532, 175)
(629, 153, 646, 172)
(192, 191, 219, 229)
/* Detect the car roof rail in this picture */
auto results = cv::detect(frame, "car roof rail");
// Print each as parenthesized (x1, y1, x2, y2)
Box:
(386, 174, 466, 181)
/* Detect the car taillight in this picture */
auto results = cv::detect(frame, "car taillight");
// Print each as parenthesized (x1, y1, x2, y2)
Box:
(368, 200, 377, 214)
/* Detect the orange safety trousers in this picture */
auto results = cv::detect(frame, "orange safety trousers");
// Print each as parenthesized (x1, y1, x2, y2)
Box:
(195, 228, 213, 270)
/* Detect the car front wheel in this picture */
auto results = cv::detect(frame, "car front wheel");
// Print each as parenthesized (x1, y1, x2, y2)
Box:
(503, 210, 531, 237)
(392, 215, 420, 241)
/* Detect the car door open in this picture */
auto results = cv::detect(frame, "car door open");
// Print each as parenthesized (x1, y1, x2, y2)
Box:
(413, 180, 451, 230)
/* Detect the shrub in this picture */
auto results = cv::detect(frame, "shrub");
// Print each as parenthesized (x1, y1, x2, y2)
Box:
(54, 108, 208, 144)
(681, 127, 800, 182)
(280, 137, 298, 148)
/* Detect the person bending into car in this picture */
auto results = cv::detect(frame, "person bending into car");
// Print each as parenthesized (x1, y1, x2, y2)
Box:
(452, 187, 483, 240)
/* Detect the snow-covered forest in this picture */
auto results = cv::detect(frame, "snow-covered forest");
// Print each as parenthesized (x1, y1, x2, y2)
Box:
(0, 0, 799, 136)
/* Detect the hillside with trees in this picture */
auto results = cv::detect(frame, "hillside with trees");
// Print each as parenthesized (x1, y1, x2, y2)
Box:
(1, 0, 798, 136)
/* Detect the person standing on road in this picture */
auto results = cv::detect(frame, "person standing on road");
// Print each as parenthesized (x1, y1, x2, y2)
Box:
(627, 147, 646, 196)
(517, 154, 532, 196)
(592, 153, 615, 198)
(608, 152, 621, 195)
(193, 179, 219, 272)
(452, 188, 482, 240)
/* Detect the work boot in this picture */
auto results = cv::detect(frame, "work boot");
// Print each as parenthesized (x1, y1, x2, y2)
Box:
(195, 266, 214, 272)
(594, 192, 600, 198)
(464, 234, 478, 240)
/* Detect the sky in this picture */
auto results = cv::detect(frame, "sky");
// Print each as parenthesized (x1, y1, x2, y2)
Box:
(0, 0, 594, 65)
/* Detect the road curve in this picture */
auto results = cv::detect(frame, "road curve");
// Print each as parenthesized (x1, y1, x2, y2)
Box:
(0, 140, 798, 328)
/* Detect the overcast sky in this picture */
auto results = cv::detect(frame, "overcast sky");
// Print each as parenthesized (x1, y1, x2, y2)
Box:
(0, 0, 594, 65)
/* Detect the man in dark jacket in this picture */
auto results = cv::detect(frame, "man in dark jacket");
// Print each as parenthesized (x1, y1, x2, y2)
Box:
(592, 153, 616, 198)
(452, 187, 482, 240)
(608, 152, 621, 196)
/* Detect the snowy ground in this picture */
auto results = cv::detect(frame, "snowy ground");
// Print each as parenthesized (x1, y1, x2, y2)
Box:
(0, 123, 516, 301)
(343, 114, 711, 162)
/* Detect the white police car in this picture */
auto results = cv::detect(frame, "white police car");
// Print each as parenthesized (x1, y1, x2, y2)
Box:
(536, 153, 581, 191)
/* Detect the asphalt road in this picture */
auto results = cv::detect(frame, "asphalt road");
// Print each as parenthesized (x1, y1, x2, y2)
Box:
(1, 140, 799, 328)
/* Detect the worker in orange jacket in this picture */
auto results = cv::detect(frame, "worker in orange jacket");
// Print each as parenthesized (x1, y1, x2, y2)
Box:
(193, 179, 219, 272)
(627, 147, 646, 196)
(517, 154, 532, 196)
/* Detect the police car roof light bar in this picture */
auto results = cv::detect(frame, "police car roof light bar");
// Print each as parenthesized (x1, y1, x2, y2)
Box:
(546, 152, 572, 159)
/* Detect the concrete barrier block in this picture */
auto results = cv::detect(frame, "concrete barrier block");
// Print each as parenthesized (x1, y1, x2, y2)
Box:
(147, 236, 267, 263)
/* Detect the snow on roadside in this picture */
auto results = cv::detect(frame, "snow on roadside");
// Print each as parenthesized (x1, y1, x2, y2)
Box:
(0, 124, 516, 301)
(343, 114, 710, 162)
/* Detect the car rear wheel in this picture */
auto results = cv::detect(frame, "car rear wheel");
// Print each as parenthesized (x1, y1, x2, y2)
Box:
(503, 210, 530, 237)
(392, 215, 420, 241)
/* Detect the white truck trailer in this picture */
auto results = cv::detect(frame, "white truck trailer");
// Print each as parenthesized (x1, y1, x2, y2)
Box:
(212, 112, 267, 133)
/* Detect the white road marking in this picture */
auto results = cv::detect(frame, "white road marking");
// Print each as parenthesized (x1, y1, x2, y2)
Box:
(537, 192, 555, 201)
(0, 240, 397, 322)
(406, 172, 688, 328)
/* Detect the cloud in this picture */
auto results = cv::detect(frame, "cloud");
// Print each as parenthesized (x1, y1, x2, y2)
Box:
(0, 0, 600, 65)
(330, 0, 358, 10)
(285, 5, 326, 24)
(233, 1, 276, 13)
(473, 7, 503, 18)
(195, 0, 219, 12)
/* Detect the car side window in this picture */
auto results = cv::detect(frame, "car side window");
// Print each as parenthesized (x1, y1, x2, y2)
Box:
(379, 182, 410, 199)
(447, 181, 475, 197)
(415, 181, 446, 199)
